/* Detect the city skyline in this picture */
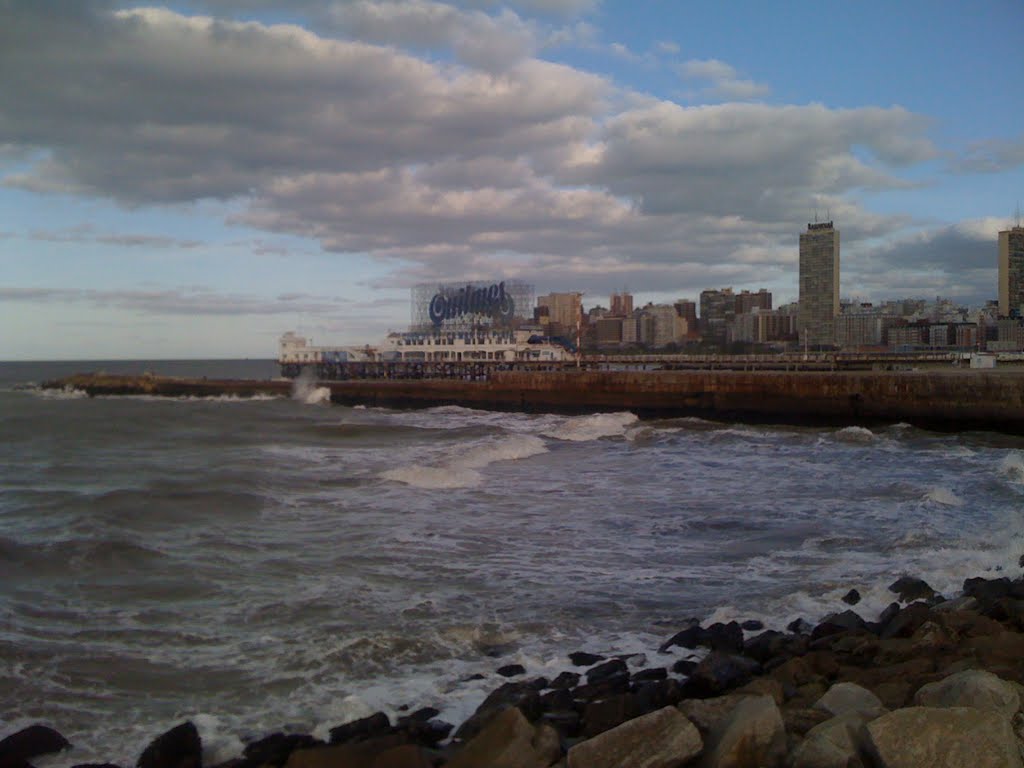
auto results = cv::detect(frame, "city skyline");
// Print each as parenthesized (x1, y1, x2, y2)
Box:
(1, 1, 1022, 359)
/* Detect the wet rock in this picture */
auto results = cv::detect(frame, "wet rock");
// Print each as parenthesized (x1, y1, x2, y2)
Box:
(740, 620, 764, 632)
(811, 610, 866, 641)
(659, 626, 704, 652)
(567, 706, 702, 768)
(633, 679, 684, 713)
(887, 576, 936, 603)
(569, 652, 605, 667)
(368, 744, 432, 768)
(813, 682, 887, 720)
(877, 602, 900, 627)
(571, 675, 631, 702)
(672, 659, 698, 676)
(879, 602, 933, 639)
(447, 708, 559, 768)
(137, 722, 201, 768)
(582, 694, 639, 738)
(841, 589, 861, 606)
(549, 671, 580, 689)
(540, 688, 574, 712)
(686, 652, 761, 697)
(453, 680, 543, 742)
(780, 708, 831, 737)
(328, 712, 392, 745)
(734, 677, 784, 705)
(632, 668, 668, 683)
(913, 669, 1020, 717)
(395, 710, 452, 749)
(787, 618, 814, 635)
(285, 736, 407, 768)
(586, 659, 628, 685)
(539, 711, 581, 739)
(242, 733, 320, 767)
(0, 726, 70, 764)
(700, 695, 786, 768)
(865, 706, 1021, 768)
(705, 622, 745, 654)
(497, 664, 526, 678)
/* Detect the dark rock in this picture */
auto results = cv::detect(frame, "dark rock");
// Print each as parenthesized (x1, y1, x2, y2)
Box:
(787, 618, 814, 635)
(705, 622, 745, 653)
(495, 664, 525, 678)
(328, 712, 392, 745)
(0, 726, 70, 763)
(842, 589, 861, 605)
(586, 658, 628, 684)
(397, 708, 439, 725)
(242, 733, 320, 767)
(453, 681, 543, 742)
(740, 619, 764, 632)
(539, 711, 581, 739)
(568, 651, 605, 667)
(549, 671, 580, 689)
(73, 764, 126, 768)
(462, 673, 485, 682)
(540, 687, 574, 712)
(880, 601, 934, 639)
(672, 659, 698, 675)
(659, 625, 704, 652)
(136, 722, 201, 768)
(571, 674, 631, 702)
(888, 575, 936, 602)
(811, 609, 866, 640)
(631, 667, 668, 683)
(685, 651, 762, 697)
(878, 601, 901, 627)
(742, 630, 788, 664)
(963, 576, 1013, 603)
(1018, 554, 1024, 568)
(398, 719, 452, 748)
(633, 679, 683, 713)
(581, 693, 638, 738)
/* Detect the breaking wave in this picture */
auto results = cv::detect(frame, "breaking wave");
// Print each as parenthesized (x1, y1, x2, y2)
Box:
(381, 434, 549, 489)
(543, 412, 638, 442)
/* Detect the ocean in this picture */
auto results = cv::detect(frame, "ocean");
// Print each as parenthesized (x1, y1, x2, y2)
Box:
(2, 359, 1023, 765)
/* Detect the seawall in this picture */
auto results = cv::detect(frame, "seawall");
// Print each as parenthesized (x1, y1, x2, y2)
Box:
(46, 369, 1024, 434)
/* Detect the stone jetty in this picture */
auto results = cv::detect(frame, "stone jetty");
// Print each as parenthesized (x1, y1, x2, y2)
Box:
(43, 368, 1024, 434)
(8, 571, 1024, 768)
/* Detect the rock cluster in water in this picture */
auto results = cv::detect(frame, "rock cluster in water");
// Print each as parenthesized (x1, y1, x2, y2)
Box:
(7, 573, 1024, 767)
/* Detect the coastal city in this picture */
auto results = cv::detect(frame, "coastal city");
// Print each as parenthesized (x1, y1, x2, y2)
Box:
(279, 221, 1024, 370)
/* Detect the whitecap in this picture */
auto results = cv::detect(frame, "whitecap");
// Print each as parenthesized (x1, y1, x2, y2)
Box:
(380, 434, 548, 489)
(998, 452, 1024, 484)
(921, 486, 963, 506)
(834, 426, 876, 443)
(543, 412, 638, 442)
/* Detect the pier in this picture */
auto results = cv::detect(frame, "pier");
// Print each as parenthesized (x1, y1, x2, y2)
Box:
(45, 362, 1024, 434)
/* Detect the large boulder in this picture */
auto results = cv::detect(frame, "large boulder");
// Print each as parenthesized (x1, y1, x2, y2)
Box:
(454, 680, 544, 741)
(566, 706, 702, 768)
(865, 707, 1021, 768)
(913, 669, 1020, 718)
(137, 722, 202, 768)
(328, 713, 392, 745)
(813, 682, 887, 720)
(677, 695, 751, 738)
(888, 576, 936, 603)
(790, 713, 869, 768)
(698, 695, 786, 768)
(0, 726, 70, 763)
(284, 736, 407, 768)
(686, 652, 761, 697)
(446, 708, 559, 768)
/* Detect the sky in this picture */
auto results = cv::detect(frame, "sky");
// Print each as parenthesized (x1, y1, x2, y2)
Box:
(1, 0, 1022, 359)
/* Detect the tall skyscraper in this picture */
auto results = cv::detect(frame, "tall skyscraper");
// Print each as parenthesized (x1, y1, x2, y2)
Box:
(998, 226, 1024, 317)
(610, 292, 633, 316)
(799, 221, 840, 348)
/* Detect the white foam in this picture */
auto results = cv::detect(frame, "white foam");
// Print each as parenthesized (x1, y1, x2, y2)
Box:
(291, 369, 330, 405)
(835, 426, 876, 442)
(922, 486, 963, 506)
(34, 386, 87, 400)
(381, 434, 548, 489)
(543, 412, 638, 442)
(998, 452, 1024, 484)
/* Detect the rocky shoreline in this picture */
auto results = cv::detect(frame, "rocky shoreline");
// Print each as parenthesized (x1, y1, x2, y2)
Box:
(5, 572, 1024, 768)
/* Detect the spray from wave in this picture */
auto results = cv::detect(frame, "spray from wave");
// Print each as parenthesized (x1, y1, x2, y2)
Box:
(291, 369, 331, 405)
(543, 412, 638, 442)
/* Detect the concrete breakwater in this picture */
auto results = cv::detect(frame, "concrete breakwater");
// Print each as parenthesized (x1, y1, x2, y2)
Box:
(47, 369, 1024, 434)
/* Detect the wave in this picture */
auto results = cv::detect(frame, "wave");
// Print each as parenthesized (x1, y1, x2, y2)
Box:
(543, 412, 638, 442)
(33, 386, 88, 400)
(998, 452, 1024, 484)
(834, 426, 876, 443)
(381, 434, 548, 489)
(921, 486, 963, 506)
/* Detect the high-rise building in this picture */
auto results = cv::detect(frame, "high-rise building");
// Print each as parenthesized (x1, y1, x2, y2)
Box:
(610, 292, 634, 316)
(799, 221, 840, 348)
(699, 287, 735, 343)
(998, 226, 1024, 317)
(735, 289, 772, 315)
(535, 292, 582, 337)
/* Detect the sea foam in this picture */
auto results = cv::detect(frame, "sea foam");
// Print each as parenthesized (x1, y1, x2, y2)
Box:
(381, 434, 548, 489)
(543, 412, 638, 442)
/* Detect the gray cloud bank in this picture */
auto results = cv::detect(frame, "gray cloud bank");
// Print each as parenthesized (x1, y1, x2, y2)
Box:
(0, 1, 1012, 306)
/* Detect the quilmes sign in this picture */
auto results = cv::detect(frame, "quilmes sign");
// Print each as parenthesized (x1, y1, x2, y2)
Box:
(428, 281, 515, 326)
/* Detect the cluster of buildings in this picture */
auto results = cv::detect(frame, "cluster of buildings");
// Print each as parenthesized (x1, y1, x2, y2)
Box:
(281, 221, 1024, 367)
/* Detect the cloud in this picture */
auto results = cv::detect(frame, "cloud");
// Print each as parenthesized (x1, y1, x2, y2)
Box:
(26, 224, 201, 249)
(0, 285, 349, 316)
(678, 58, 770, 100)
(952, 133, 1024, 174)
(0, 3, 948, 307)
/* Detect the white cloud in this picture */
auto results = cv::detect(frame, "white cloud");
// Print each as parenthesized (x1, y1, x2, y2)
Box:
(678, 58, 770, 100)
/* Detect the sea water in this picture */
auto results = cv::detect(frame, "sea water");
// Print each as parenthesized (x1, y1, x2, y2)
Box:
(1, 360, 1022, 765)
